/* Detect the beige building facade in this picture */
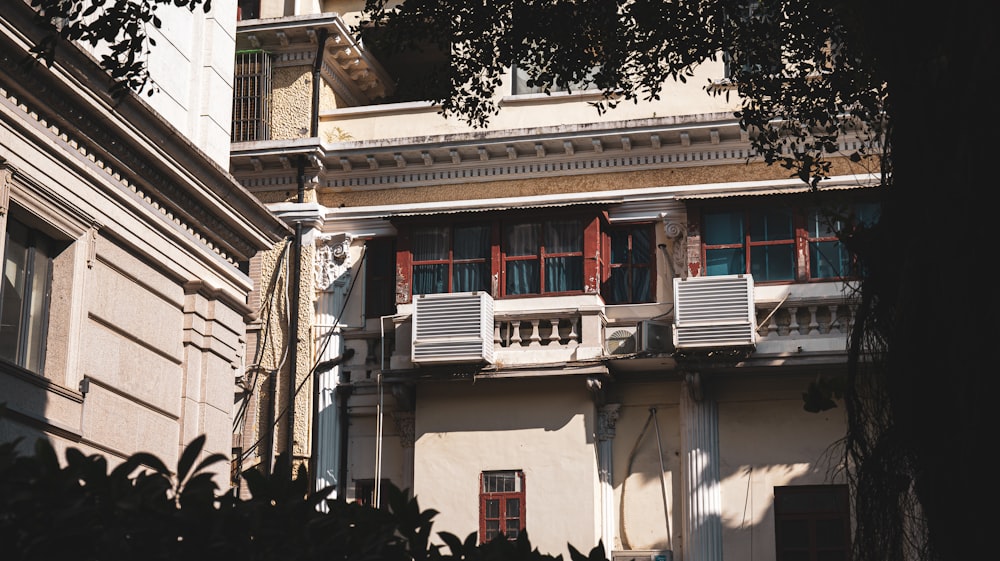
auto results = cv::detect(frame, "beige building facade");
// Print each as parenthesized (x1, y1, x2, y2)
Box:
(231, 2, 876, 560)
(0, 1, 288, 484)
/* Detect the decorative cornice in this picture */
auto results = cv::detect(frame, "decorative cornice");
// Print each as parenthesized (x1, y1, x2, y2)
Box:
(1, 4, 288, 263)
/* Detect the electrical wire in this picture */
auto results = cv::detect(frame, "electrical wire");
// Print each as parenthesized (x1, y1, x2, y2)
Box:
(239, 246, 367, 464)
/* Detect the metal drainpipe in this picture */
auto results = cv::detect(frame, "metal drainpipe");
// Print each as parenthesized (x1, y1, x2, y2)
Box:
(311, 28, 328, 138)
(286, 156, 306, 477)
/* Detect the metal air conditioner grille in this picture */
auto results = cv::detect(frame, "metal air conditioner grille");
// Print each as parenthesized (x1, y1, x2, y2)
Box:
(412, 292, 495, 365)
(673, 274, 757, 349)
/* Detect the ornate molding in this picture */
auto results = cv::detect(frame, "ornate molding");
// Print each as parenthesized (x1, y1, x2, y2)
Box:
(392, 411, 415, 448)
(597, 403, 621, 441)
(315, 234, 352, 290)
(663, 219, 688, 280)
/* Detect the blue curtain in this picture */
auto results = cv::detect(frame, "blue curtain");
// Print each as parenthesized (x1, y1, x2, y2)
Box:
(453, 224, 490, 292)
(412, 226, 448, 294)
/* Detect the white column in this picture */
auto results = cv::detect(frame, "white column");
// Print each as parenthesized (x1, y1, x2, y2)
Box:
(680, 373, 723, 561)
(313, 235, 353, 499)
(597, 403, 621, 558)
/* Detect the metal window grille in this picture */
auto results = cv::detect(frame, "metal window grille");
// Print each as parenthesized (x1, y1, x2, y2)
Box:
(232, 50, 271, 142)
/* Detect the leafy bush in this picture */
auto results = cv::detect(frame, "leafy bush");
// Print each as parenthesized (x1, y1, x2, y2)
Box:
(0, 435, 608, 561)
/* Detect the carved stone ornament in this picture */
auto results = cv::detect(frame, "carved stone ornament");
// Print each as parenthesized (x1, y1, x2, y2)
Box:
(315, 235, 352, 291)
(597, 403, 622, 441)
(663, 219, 688, 280)
(392, 411, 415, 448)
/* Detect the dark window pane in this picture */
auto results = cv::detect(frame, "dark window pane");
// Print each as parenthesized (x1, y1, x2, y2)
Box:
(507, 261, 539, 294)
(545, 256, 582, 292)
(632, 268, 651, 302)
(749, 209, 793, 241)
(545, 220, 581, 253)
(453, 263, 489, 292)
(780, 552, 810, 561)
(706, 248, 744, 276)
(631, 228, 652, 264)
(505, 223, 539, 256)
(810, 241, 850, 279)
(412, 227, 450, 261)
(505, 519, 520, 538)
(454, 225, 490, 260)
(778, 519, 810, 548)
(610, 231, 629, 264)
(751, 245, 794, 281)
(607, 268, 629, 304)
(703, 211, 743, 245)
(816, 519, 847, 548)
(485, 499, 500, 518)
(506, 498, 520, 517)
(413, 264, 448, 294)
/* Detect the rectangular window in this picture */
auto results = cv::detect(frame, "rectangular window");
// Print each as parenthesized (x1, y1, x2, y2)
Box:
(1, 217, 55, 373)
(237, 0, 260, 20)
(511, 65, 598, 95)
(703, 208, 795, 281)
(480, 470, 525, 543)
(774, 485, 850, 561)
(806, 203, 880, 280)
(605, 225, 654, 304)
(232, 50, 272, 142)
(504, 219, 583, 295)
(411, 224, 491, 295)
(365, 237, 397, 318)
(397, 212, 607, 300)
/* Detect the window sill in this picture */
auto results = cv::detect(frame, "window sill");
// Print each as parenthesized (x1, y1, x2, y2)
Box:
(0, 360, 83, 403)
(323, 100, 443, 119)
(500, 89, 611, 106)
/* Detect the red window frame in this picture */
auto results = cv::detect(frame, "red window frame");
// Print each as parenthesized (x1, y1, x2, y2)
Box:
(602, 223, 656, 304)
(479, 470, 526, 543)
(394, 210, 605, 303)
(774, 484, 851, 561)
(694, 196, 879, 284)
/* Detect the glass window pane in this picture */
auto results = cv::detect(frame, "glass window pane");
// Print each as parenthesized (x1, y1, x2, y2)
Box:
(703, 211, 743, 245)
(0, 227, 28, 365)
(631, 228, 652, 264)
(749, 209, 793, 241)
(751, 245, 794, 281)
(24, 245, 52, 372)
(485, 520, 499, 542)
(413, 264, 448, 294)
(453, 263, 489, 292)
(545, 256, 582, 292)
(506, 498, 520, 517)
(810, 241, 850, 279)
(779, 519, 810, 548)
(505, 519, 520, 539)
(610, 231, 629, 264)
(706, 248, 744, 276)
(505, 223, 539, 256)
(412, 226, 449, 261)
(808, 209, 839, 238)
(607, 268, 629, 304)
(545, 220, 581, 253)
(454, 225, 490, 260)
(816, 519, 847, 548)
(507, 261, 539, 295)
(632, 268, 651, 302)
(485, 499, 500, 518)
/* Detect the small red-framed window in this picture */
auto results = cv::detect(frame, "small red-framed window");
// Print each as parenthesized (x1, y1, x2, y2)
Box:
(603, 224, 655, 304)
(479, 470, 525, 543)
(774, 484, 851, 561)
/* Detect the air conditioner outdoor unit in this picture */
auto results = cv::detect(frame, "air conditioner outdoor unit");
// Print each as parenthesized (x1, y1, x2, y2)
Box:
(611, 550, 673, 561)
(673, 274, 757, 350)
(411, 292, 495, 365)
(605, 320, 675, 356)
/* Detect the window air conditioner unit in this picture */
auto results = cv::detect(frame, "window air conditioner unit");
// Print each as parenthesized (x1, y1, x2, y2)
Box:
(611, 550, 673, 561)
(411, 292, 495, 365)
(605, 320, 675, 356)
(673, 274, 757, 350)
